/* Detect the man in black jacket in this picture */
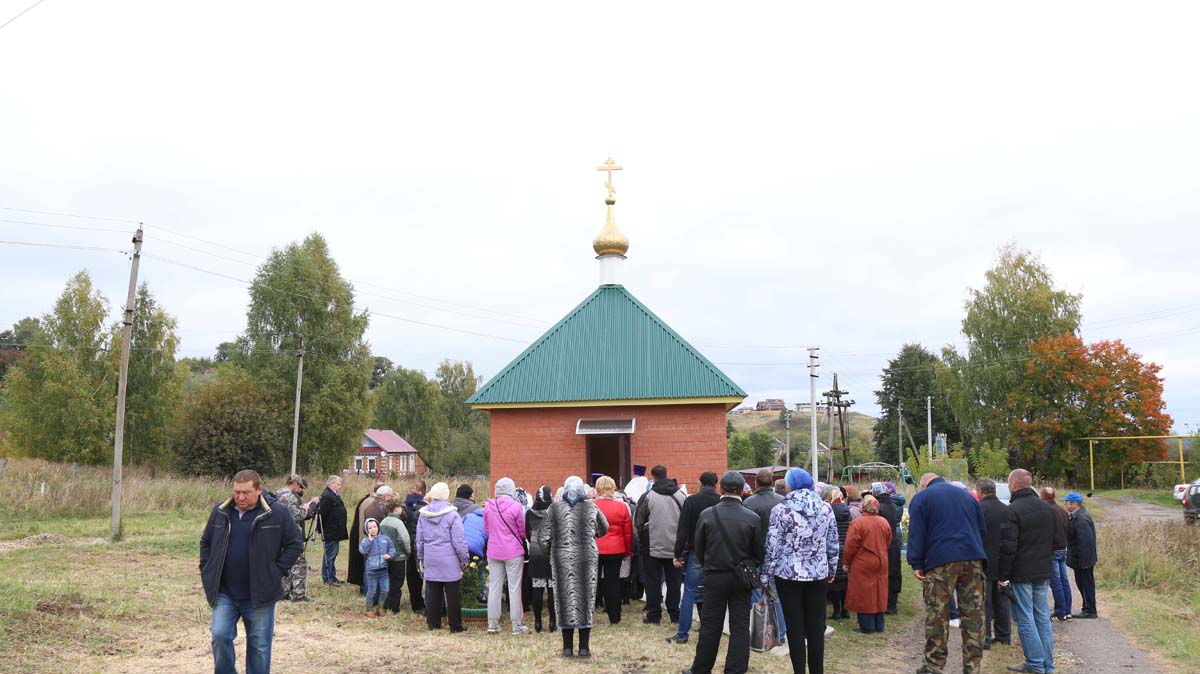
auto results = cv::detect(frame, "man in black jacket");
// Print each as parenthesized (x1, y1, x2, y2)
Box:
(404, 480, 428, 613)
(1062, 492, 1098, 618)
(668, 471, 721, 645)
(682, 471, 764, 674)
(200, 469, 304, 674)
(1005, 469, 1056, 674)
(315, 475, 348, 586)
(977, 478, 1017, 648)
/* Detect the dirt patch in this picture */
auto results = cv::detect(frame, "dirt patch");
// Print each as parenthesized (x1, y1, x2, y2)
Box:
(0, 533, 71, 552)
(34, 593, 94, 617)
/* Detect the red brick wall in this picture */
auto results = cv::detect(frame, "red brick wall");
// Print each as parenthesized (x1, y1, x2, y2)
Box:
(487, 403, 729, 493)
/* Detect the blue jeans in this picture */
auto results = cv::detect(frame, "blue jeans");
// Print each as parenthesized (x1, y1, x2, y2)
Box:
(364, 569, 389, 609)
(322, 540, 340, 583)
(1048, 550, 1071, 618)
(676, 554, 704, 638)
(1011, 581, 1054, 674)
(751, 578, 788, 640)
(211, 593, 275, 674)
(857, 611, 885, 632)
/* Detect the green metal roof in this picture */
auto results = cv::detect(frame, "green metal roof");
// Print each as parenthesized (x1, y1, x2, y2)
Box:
(467, 284, 746, 406)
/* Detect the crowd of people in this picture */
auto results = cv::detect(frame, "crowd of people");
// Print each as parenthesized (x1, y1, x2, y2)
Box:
(198, 464, 1099, 674)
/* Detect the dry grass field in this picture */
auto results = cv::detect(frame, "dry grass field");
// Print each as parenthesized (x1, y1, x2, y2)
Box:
(0, 459, 1125, 674)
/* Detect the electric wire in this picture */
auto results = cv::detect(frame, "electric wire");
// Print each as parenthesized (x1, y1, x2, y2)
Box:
(0, 0, 47, 32)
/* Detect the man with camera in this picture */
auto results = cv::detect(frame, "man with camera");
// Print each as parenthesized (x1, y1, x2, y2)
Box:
(682, 470, 764, 674)
(275, 474, 320, 601)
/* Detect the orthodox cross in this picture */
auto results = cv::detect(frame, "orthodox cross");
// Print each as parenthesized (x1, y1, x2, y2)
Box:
(596, 156, 623, 200)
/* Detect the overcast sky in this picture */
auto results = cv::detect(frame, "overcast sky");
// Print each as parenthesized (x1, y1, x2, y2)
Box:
(2, 1, 1198, 433)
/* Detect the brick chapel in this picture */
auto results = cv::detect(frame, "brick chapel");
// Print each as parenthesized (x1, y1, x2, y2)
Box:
(467, 159, 746, 493)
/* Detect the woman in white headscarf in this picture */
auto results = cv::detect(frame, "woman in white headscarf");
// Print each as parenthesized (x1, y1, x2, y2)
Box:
(538, 476, 609, 659)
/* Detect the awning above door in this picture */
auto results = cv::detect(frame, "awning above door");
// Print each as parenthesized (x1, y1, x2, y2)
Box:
(576, 418, 636, 434)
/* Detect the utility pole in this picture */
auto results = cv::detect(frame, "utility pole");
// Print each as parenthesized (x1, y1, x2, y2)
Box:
(898, 401, 904, 471)
(808, 347, 820, 477)
(783, 408, 791, 468)
(290, 335, 305, 476)
(926, 396, 933, 464)
(111, 226, 143, 542)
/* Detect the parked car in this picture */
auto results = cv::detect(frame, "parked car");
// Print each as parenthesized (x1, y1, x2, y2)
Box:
(1174, 478, 1200, 501)
(1184, 484, 1200, 525)
(994, 483, 1012, 505)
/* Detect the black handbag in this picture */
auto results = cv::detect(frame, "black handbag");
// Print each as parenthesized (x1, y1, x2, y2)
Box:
(712, 506, 762, 590)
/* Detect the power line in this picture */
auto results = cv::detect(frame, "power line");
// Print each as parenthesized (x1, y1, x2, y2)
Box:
(0, 0, 47, 32)
(142, 252, 530, 344)
(0, 239, 128, 254)
(0, 218, 134, 234)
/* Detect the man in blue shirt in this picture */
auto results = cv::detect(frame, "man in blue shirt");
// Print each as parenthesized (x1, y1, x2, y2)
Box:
(907, 472, 988, 674)
(200, 470, 304, 674)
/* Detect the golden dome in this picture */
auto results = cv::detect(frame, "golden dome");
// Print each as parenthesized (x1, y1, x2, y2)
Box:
(593, 197, 629, 257)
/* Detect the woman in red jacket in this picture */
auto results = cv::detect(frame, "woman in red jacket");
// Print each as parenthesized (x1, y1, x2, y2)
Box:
(844, 495, 893, 634)
(594, 476, 633, 624)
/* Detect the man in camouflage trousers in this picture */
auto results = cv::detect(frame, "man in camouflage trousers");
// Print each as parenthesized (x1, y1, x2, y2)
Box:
(275, 475, 319, 601)
(907, 473, 989, 674)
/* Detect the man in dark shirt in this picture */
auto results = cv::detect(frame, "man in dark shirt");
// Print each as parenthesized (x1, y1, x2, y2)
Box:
(1040, 486, 1072, 621)
(908, 472, 988, 674)
(1006, 469, 1056, 674)
(1063, 493, 1098, 618)
(668, 471, 721, 645)
(978, 478, 1017, 648)
(682, 471, 764, 674)
(200, 469, 304, 674)
(742, 468, 787, 640)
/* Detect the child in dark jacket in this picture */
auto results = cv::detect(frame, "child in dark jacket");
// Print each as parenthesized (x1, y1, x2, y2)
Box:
(359, 518, 396, 617)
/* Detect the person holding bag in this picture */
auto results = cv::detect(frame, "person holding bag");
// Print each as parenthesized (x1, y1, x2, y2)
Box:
(762, 468, 839, 674)
(682, 471, 764, 674)
(483, 477, 529, 635)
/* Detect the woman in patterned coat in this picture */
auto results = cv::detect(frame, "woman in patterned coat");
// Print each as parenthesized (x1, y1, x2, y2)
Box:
(538, 475, 609, 659)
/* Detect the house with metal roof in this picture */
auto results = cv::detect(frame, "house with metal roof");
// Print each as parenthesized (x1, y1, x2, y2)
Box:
(348, 428, 426, 478)
(467, 159, 746, 492)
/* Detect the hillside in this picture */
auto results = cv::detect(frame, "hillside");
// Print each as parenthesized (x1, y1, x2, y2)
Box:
(728, 410, 879, 465)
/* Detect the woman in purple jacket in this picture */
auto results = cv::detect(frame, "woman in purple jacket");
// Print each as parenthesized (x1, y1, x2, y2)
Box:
(484, 477, 528, 635)
(416, 482, 470, 632)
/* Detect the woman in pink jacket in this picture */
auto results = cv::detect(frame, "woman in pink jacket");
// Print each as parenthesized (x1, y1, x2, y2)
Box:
(484, 477, 528, 634)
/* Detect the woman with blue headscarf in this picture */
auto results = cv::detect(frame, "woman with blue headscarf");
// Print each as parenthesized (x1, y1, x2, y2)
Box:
(538, 476, 609, 658)
(762, 468, 839, 674)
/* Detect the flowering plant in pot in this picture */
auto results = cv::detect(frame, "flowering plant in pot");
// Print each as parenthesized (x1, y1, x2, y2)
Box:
(460, 555, 489, 620)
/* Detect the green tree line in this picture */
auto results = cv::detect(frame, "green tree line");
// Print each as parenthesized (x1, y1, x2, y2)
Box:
(0, 234, 489, 478)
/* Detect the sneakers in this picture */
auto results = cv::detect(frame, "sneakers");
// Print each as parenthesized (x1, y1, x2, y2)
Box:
(665, 635, 688, 645)
(949, 618, 961, 628)
(511, 625, 530, 635)
(487, 622, 501, 634)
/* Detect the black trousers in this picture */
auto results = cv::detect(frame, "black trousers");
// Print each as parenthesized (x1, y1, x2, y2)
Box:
(1074, 567, 1097, 615)
(425, 580, 462, 630)
(643, 556, 682, 623)
(405, 555, 425, 611)
(690, 570, 751, 674)
(598, 554, 624, 623)
(776, 577, 828, 674)
(985, 579, 1011, 643)
(382, 559, 405, 613)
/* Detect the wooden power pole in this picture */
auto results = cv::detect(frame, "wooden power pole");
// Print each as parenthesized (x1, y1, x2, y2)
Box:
(111, 226, 143, 541)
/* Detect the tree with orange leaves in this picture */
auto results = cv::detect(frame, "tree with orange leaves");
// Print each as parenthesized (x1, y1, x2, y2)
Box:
(1004, 333, 1172, 483)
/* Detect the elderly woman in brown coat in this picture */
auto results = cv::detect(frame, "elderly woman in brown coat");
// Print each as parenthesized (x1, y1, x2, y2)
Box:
(843, 494, 893, 633)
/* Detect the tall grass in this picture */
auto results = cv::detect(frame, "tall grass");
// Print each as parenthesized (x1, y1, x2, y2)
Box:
(1098, 520, 1200, 605)
(0, 457, 493, 521)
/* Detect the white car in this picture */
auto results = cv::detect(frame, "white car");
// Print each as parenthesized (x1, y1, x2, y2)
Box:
(1174, 479, 1200, 501)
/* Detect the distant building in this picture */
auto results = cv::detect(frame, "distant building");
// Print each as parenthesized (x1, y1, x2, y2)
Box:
(348, 429, 426, 478)
(756, 399, 786, 412)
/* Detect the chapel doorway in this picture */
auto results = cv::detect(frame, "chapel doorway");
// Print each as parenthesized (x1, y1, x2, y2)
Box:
(586, 434, 631, 488)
